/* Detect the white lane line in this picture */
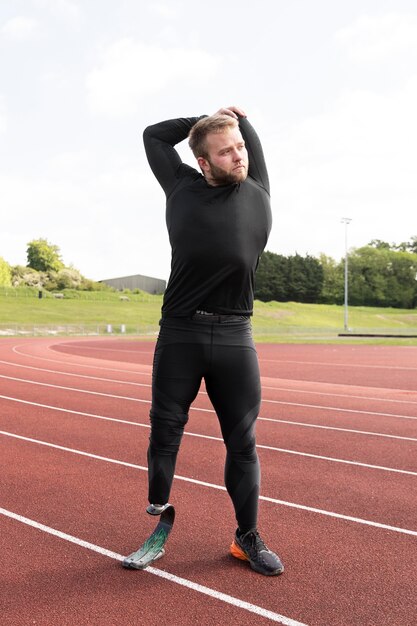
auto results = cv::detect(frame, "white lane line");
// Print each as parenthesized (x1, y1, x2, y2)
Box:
(16, 340, 417, 372)
(0, 508, 307, 626)
(2, 368, 417, 440)
(3, 388, 417, 444)
(256, 444, 417, 476)
(258, 358, 417, 372)
(11, 345, 153, 376)
(263, 384, 417, 406)
(262, 398, 417, 421)
(1, 371, 417, 424)
(0, 394, 148, 427)
(259, 417, 417, 442)
(1, 430, 417, 538)
(0, 359, 152, 388)
(4, 354, 417, 407)
(0, 374, 148, 403)
(1, 395, 416, 475)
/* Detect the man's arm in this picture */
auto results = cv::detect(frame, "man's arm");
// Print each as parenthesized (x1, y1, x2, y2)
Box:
(143, 117, 202, 196)
(213, 106, 270, 193)
(239, 116, 270, 194)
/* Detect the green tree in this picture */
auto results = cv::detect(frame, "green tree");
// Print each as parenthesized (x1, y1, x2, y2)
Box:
(255, 251, 288, 301)
(0, 256, 12, 287)
(349, 247, 389, 306)
(385, 251, 417, 307)
(406, 236, 417, 255)
(286, 254, 323, 303)
(348, 246, 417, 308)
(11, 265, 46, 288)
(255, 252, 323, 303)
(54, 267, 83, 290)
(27, 238, 64, 273)
(368, 239, 391, 250)
(370, 235, 417, 254)
(319, 254, 344, 304)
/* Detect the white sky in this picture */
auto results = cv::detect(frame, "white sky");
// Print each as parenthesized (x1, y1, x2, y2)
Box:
(1, 0, 417, 282)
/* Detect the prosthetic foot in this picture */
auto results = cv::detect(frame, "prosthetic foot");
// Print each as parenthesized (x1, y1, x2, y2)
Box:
(122, 504, 175, 570)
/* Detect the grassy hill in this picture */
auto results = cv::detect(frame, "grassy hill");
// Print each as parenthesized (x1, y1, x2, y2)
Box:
(1, 288, 416, 343)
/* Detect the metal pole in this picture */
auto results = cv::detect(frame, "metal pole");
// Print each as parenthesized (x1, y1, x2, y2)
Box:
(341, 218, 352, 331)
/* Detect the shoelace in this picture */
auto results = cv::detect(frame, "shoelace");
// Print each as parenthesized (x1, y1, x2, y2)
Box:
(241, 531, 268, 556)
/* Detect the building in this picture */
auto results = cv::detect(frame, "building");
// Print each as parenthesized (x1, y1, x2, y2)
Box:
(100, 273, 166, 295)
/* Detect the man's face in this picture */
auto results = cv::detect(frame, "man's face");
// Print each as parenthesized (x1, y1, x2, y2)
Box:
(198, 126, 249, 186)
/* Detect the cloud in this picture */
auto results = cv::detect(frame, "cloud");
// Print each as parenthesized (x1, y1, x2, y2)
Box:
(149, 3, 180, 20)
(85, 39, 220, 117)
(335, 12, 417, 63)
(263, 12, 417, 260)
(31, 0, 81, 22)
(1, 16, 40, 41)
(0, 150, 171, 280)
(268, 76, 417, 260)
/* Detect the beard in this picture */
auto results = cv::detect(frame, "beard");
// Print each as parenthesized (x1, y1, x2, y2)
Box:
(206, 160, 248, 185)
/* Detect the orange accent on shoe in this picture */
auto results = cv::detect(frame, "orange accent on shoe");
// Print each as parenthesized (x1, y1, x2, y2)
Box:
(230, 540, 249, 561)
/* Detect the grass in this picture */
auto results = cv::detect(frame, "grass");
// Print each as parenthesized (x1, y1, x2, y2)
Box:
(252, 301, 417, 344)
(0, 290, 416, 344)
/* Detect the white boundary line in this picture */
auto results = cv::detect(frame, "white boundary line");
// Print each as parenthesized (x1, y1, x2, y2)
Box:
(11, 344, 155, 375)
(1, 430, 416, 537)
(0, 374, 149, 403)
(3, 356, 417, 406)
(0, 359, 152, 387)
(262, 397, 417, 421)
(262, 384, 417, 406)
(259, 417, 417, 442)
(15, 339, 417, 371)
(258, 357, 417, 372)
(1, 394, 416, 475)
(2, 366, 417, 440)
(0, 507, 308, 626)
(1, 371, 416, 423)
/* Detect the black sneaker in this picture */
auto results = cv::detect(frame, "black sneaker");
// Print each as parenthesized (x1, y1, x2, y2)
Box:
(230, 529, 284, 576)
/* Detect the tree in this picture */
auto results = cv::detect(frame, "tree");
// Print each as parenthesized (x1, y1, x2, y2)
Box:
(27, 238, 64, 273)
(385, 251, 417, 308)
(11, 265, 46, 288)
(50, 267, 83, 290)
(368, 239, 391, 250)
(0, 256, 12, 287)
(319, 254, 344, 304)
(406, 236, 417, 255)
(255, 251, 323, 303)
(369, 235, 417, 254)
(286, 254, 323, 303)
(255, 251, 289, 301)
(348, 246, 417, 308)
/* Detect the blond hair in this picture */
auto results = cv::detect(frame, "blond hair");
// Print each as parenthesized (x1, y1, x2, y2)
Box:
(188, 114, 238, 159)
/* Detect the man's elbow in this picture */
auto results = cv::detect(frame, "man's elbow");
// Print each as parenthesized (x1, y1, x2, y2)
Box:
(143, 125, 153, 141)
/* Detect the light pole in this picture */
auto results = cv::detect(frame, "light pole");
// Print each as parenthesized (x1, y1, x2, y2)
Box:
(341, 217, 352, 331)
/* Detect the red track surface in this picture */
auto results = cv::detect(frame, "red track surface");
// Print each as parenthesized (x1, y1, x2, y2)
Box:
(1, 337, 416, 625)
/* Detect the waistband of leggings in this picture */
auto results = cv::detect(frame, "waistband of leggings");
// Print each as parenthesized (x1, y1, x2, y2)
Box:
(191, 310, 250, 323)
(161, 311, 251, 324)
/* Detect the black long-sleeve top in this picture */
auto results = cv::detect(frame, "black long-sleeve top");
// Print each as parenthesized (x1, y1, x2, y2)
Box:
(143, 115, 272, 317)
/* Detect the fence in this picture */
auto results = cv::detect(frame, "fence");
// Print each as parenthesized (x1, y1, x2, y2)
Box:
(1, 324, 416, 340)
(0, 324, 159, 337)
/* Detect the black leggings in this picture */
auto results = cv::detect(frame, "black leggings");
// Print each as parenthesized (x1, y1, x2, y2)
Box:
(147, 315, 261, 532)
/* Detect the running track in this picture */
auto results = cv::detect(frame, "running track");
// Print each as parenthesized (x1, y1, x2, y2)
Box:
(1, 338, 416, 625)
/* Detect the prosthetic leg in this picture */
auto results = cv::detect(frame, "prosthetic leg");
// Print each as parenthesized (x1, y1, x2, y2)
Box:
(122, 504, 175, 570)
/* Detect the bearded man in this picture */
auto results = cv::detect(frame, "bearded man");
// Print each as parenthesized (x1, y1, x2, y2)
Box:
(129, 106, 283, 576)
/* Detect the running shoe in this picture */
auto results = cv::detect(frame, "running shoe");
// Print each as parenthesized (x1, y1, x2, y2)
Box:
(230, 529, 284, 576)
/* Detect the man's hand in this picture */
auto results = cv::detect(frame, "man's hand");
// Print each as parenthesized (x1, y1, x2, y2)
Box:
(214, 106, 247, 119)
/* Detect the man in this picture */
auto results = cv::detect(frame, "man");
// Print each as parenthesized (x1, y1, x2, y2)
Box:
(140, 106, 283, 576)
